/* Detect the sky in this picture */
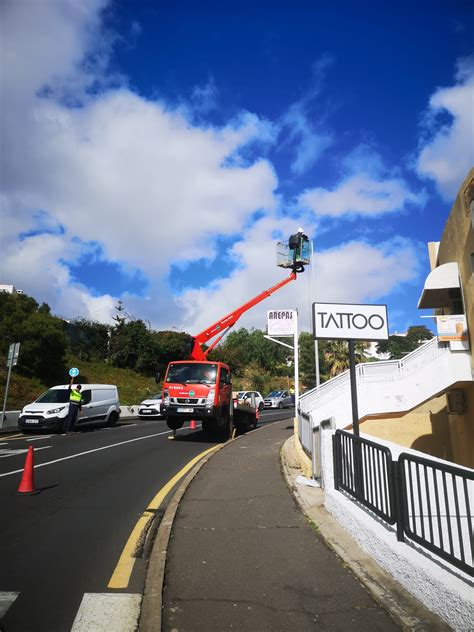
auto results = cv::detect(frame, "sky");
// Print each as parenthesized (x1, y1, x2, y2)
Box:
(1, 0, 473, 338)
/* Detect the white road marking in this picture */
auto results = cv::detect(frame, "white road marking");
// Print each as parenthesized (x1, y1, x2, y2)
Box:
(0, 446, 52, 459)
(0, 591, 19, 618)
(121, 423, 137, 427)
(27, 435, 53, 441)
(0, 443, 7, 446)
(0, 430, 176, 477)
(71, 593, 142, 631)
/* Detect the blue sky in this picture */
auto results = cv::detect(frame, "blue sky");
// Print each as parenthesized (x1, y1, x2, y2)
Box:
(1, 0, 473, 336)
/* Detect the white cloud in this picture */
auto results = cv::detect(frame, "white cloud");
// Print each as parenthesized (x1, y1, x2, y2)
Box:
(174, 217, 422, 334)
(1, 0, 279, 322)
(416, 57, 474, 200)
(0, 2, 424, 338)
(313, 238, 421, 304)
(299, 146, 425, 217)
(0, 232, 116, 322)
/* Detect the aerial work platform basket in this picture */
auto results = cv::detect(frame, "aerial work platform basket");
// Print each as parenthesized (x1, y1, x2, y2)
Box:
(277, 229, 311, 272)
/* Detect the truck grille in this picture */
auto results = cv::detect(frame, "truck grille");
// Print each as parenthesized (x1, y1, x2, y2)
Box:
(176, 398, 199, 404)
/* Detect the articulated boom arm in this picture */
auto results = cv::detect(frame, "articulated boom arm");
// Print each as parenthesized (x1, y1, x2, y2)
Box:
(189, 271, 297, 360)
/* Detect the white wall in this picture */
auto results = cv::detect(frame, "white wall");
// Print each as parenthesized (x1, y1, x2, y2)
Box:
(320, 429, 474, 631)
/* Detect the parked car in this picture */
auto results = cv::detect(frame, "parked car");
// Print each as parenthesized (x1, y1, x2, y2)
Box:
(263, 390, 293, 409)
(18, 384, 120, 433)
(235, 390, 264, 410)
(138, 394, 163, 418)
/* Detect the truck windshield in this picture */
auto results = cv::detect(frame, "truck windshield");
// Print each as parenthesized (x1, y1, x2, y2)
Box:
(166, 363, 217, 385)
(36, 389, 70, 403)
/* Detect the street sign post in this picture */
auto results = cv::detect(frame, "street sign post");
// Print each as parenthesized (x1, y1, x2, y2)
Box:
(312, 302, 389, 436)
(2, 342, 21, 427)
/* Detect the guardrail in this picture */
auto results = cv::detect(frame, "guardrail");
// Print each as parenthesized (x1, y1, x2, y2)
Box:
(333, 430, 474, 577)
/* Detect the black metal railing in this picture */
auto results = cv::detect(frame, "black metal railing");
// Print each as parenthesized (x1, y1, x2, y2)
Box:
(333, 430, 474, 577)
(333, 430, 396, 524)
(399, 453, 474, 577)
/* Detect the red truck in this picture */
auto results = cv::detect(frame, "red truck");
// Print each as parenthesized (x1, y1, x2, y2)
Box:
(161, 231, 310, 437)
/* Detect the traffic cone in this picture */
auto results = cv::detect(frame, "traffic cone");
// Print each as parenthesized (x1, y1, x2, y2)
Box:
(189, 419, 197, 429)
(18, 446, 36, 494)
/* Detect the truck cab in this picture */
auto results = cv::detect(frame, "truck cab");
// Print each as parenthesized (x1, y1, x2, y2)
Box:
(162, 360, 232, 435)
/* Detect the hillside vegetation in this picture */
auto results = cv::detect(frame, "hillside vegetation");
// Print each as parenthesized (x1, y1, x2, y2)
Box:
(0, 292, 433, 411)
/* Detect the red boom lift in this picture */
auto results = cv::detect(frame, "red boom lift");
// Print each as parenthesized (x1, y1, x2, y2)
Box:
(161, 231, 310, 437)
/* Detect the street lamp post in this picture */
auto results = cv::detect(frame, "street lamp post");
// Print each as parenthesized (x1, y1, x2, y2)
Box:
(310, 240, 320, 387)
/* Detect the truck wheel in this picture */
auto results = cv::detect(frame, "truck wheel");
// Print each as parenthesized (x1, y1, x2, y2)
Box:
(217, 412, 230, 440)
(167, 416, 184, 431)
(202, 419, 214, 434)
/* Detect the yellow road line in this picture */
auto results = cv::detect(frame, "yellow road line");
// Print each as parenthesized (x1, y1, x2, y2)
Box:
(108, 444, 220, 589)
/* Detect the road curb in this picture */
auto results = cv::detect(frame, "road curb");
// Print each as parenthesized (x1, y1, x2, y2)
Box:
(280, 435, 451, 632)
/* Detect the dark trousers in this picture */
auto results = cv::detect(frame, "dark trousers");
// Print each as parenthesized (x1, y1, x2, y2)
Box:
(65, 403, 80, 432)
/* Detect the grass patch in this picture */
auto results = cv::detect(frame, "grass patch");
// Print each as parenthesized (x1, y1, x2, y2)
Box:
(0, 358, 159, 409)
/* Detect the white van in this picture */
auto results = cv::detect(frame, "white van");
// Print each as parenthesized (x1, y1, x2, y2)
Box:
(18, 384, 121, 433)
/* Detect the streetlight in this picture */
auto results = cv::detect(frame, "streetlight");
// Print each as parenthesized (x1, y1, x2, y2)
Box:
(309, 239, 320, 387)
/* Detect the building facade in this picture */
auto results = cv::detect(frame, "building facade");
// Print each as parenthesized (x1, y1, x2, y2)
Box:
(361, 169, 474, 468)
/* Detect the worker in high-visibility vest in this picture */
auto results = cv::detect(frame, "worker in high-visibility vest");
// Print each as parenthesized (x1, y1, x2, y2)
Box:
(65, 378, 83, 435)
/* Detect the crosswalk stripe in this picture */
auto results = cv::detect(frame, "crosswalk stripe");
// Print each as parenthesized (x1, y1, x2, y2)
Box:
(71, 593, 142, 631)
(0, 591, 19, 618)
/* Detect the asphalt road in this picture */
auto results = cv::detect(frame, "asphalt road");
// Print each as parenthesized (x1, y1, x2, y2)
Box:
(0, 410, 291, 631)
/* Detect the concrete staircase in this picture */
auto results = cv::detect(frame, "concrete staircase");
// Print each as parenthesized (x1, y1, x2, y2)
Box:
(299, 338, 473, 429)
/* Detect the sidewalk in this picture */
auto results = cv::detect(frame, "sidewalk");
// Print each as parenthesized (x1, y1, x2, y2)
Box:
(141, 419, 448, 631)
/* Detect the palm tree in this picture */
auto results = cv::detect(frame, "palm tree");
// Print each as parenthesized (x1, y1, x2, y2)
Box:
(323, 341, 349, 378)
(323, 340, 371, 379)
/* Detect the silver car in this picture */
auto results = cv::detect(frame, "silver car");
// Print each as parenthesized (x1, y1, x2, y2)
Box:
(263, 390, 293, 409)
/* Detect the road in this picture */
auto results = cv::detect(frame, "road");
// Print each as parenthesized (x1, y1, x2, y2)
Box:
(0, 409, 291, 631)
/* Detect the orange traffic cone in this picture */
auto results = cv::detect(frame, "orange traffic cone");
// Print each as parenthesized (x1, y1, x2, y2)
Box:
(17, 446, 36, 494)
(189, 419, 197, 429)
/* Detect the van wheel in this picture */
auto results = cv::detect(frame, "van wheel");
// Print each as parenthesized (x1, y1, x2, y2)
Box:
(108, 411, 119, 427)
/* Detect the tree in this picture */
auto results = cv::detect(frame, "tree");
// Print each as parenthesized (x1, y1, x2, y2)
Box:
(154, 331, 193, 375)
(66, 318, 110, 362)
(108, 319, 151, 370)
(323, 340, 371, 379)
(210, 328, 288, 376)
(0, 292, 67, 384)
(376, 325, 433, 360)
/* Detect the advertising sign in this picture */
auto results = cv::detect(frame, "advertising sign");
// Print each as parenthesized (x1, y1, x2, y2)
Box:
(313, 302, 389, 341)
(267, 310, 296, 336)
(436, 315, 468, 342)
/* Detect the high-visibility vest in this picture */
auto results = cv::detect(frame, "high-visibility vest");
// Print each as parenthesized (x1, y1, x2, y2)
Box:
(70, 389, 82, 404)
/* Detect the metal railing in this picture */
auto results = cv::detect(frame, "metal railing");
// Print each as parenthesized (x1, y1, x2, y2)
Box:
(300, 338, 448, 414)
(399, 453, 474, 577)
(333, 430, 474, 576)
(333, 430, 396, 524)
